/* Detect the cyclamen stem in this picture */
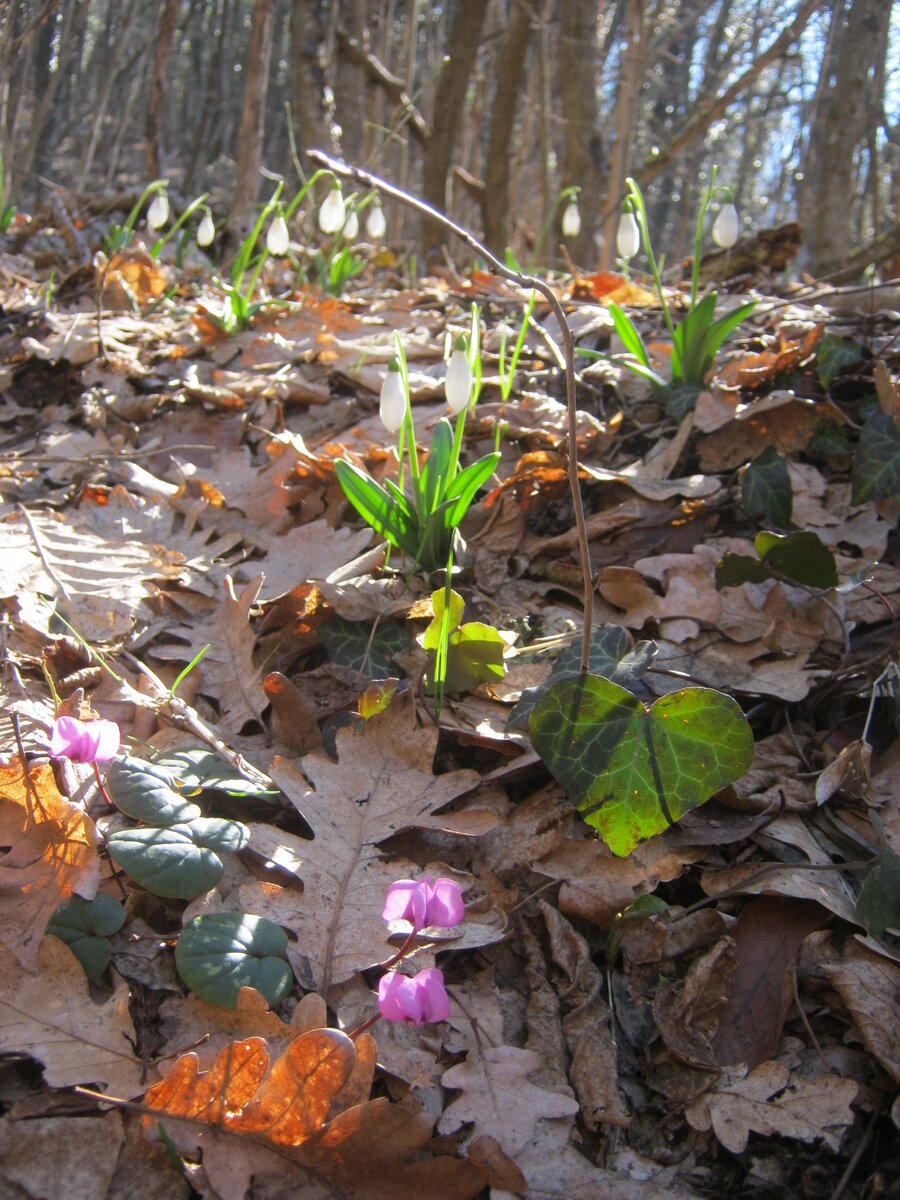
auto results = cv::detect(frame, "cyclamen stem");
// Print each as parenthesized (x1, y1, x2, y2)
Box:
(92, 761, 115, 807)
(306, 150, 595, 674)
(378, 928, 420, 971)
(346, 1012, 382, 1041)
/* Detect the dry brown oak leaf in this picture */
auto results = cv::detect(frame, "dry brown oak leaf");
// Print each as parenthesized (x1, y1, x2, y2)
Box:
(142, 1029, 485, 1200)
(0, 759, 100, 971)
(0, 938, 147, 1098)
(242, 696, 496, 995)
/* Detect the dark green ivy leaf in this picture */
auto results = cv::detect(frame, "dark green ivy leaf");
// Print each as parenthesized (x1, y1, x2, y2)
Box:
(741, 445, 792, 529)
(319, 616, 408, 679)
(816, 333, 863, 388)
(851, 413, 900, 505)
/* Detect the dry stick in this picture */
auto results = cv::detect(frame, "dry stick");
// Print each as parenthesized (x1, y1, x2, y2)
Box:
(306, 150, 595, 674)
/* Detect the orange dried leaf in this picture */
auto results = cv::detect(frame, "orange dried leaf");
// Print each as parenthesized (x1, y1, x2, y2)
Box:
(572, 270, 658, 306)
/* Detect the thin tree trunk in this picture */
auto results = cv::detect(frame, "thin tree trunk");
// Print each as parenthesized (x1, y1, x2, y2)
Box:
(558, 0, 605, 265)
(421, 0, 488, 259)
(601, 0, 645, 267)
(290, 0, 333, 163)
(482, 0, 534, 255)
(229, 0, 275, 232)
(145, 0, 180, 179)
(334, 0, 366, 164)
(19, 0, 84, 181)
(75, 0, 140, 193)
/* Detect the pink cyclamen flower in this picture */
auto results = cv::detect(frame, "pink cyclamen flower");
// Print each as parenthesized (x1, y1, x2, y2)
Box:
(378, 967, 450, 1024)
(382, 877, 464, 932)
(49, 716, 120, 763)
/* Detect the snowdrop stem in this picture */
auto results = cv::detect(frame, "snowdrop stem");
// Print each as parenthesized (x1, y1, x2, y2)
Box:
(308, 150, 595, 674)
(346, 1012, 382, 1041)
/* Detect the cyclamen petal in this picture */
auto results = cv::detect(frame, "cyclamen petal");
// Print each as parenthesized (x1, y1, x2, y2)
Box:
(382, 876, 464, 931)
(49, 716, 120, 763)
(427, 878, 465, 927)
(377, 967, 450, 1024)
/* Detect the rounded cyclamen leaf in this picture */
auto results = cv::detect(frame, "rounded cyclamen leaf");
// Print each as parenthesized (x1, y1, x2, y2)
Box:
(616, 211, 640, 260)
(175, 913, 292, 1009)
(106, 756, 202, 825)
(712, 202, 739, 249)
(379, 365, 407, 432)
(197, 213, 215, 247)
(319, 186, 345, 234)
(147, 193, 169, 230)
(445, 349, 472, 414)
(266, 214, 289, 256)
(45, 894, 125, 980)
(561, 201, 581, 239)
(106, 823, 227, 898)
(366, 204, 386, 240)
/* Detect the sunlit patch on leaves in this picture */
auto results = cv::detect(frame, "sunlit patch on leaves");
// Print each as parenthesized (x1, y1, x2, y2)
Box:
(851, 412, 900, 504)
(508, 625, 656, 730)
(740, 445, 792, 529)
(529, 675, 753, 856)
(716, 530, 839, 591)
(45, 894, 125, 980)
(816, 333, 863, 388)
(107, 818, 250, 899)
(358, 677, 402, 719)
(421, 588, 506, 695)
(320, 615, 408, 679)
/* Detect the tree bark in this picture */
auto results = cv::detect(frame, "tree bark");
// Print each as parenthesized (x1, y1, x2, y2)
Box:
(601, 0, 645, 267)
(290, 0, 334, 162)
(482, 0, 534, 256)
(557, 0, 605, 265)
(420, 0, 488, 259)
(145, 0, 180, 179)
(803, 0, 892, 275)
(334, 0, 366, 164)
(229, 0, 275, 232)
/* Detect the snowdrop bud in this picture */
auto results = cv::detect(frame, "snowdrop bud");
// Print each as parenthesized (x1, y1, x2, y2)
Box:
(561, 200, 581, 239)
(342, 209, 359, 240)
(366, 203, 386, 240)
(319, 184, 345, 234)
(616, 210, 641, 260)
(445, 335, 472, 415)
(147, 192, 169, 230)
(196, 212, 215, 247)
(712, 202, 739, 249)
(379, 357, 407, 433)
(266, 214, 289, 256)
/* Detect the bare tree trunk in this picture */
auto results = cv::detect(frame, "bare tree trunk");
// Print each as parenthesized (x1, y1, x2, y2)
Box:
(145, 0, 180, 179)
(482, 0, 534, 255)
(75, 0, 140, 192)
(805, 0, 892, 275)
(601, 0, 645, 267)
(421, 0, 488, 259)
(19, 0, 84, 182)
(290, 0, 334, 162)
(558, 0, 605, 265)
(333, 0, 366, 164)
(229, 0, 275, 232)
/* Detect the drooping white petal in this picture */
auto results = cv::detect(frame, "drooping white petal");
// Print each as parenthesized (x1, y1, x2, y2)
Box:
(343, 209, 359, 240)
(379, 367, 407, 432)
(616, 211, 640, 260)
(266, 214, 290, 256)
(561, 201, 581, 239)
(712, 202, 739, 249)
(147, 193, 169, 230)
(196, 213, 215, 247)
(319, 187, 345, 234)
(445, 349, 472, 414)
(366, 204, 387, 240)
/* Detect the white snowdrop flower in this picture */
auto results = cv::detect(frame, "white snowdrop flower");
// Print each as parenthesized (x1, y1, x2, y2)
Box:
(147, 192, 169, 230)
(712, 202, 739, 249)
(445, 336, 472, 415)
(616, 210, 641, 260)
(379, 358, 407, 433)
(319, 184, 345, 234)
(343, 209, 359, 240)
(366, 203, 386, 240)
(266, 214, 290, 256)
(196, 212, 215, 247)
(561, 200, 581, 239)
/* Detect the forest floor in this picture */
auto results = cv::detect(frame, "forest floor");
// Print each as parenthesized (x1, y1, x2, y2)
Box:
(0, 210, 899, 1200)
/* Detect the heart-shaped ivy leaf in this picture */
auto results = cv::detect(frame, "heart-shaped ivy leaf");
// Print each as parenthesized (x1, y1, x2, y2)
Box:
(716, 530, 838, 591)
(851, 413, 900, 504)
(106, 756, 202, 825)
(175, 912, 292, 1009)
(509, 626, 656, 730)
(320, 616, 409, 680)
(530, 675, 753, 856)
(741, 445, 792, 529)
(45, 894, 125, 980)
(106, 818, 249, 898)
